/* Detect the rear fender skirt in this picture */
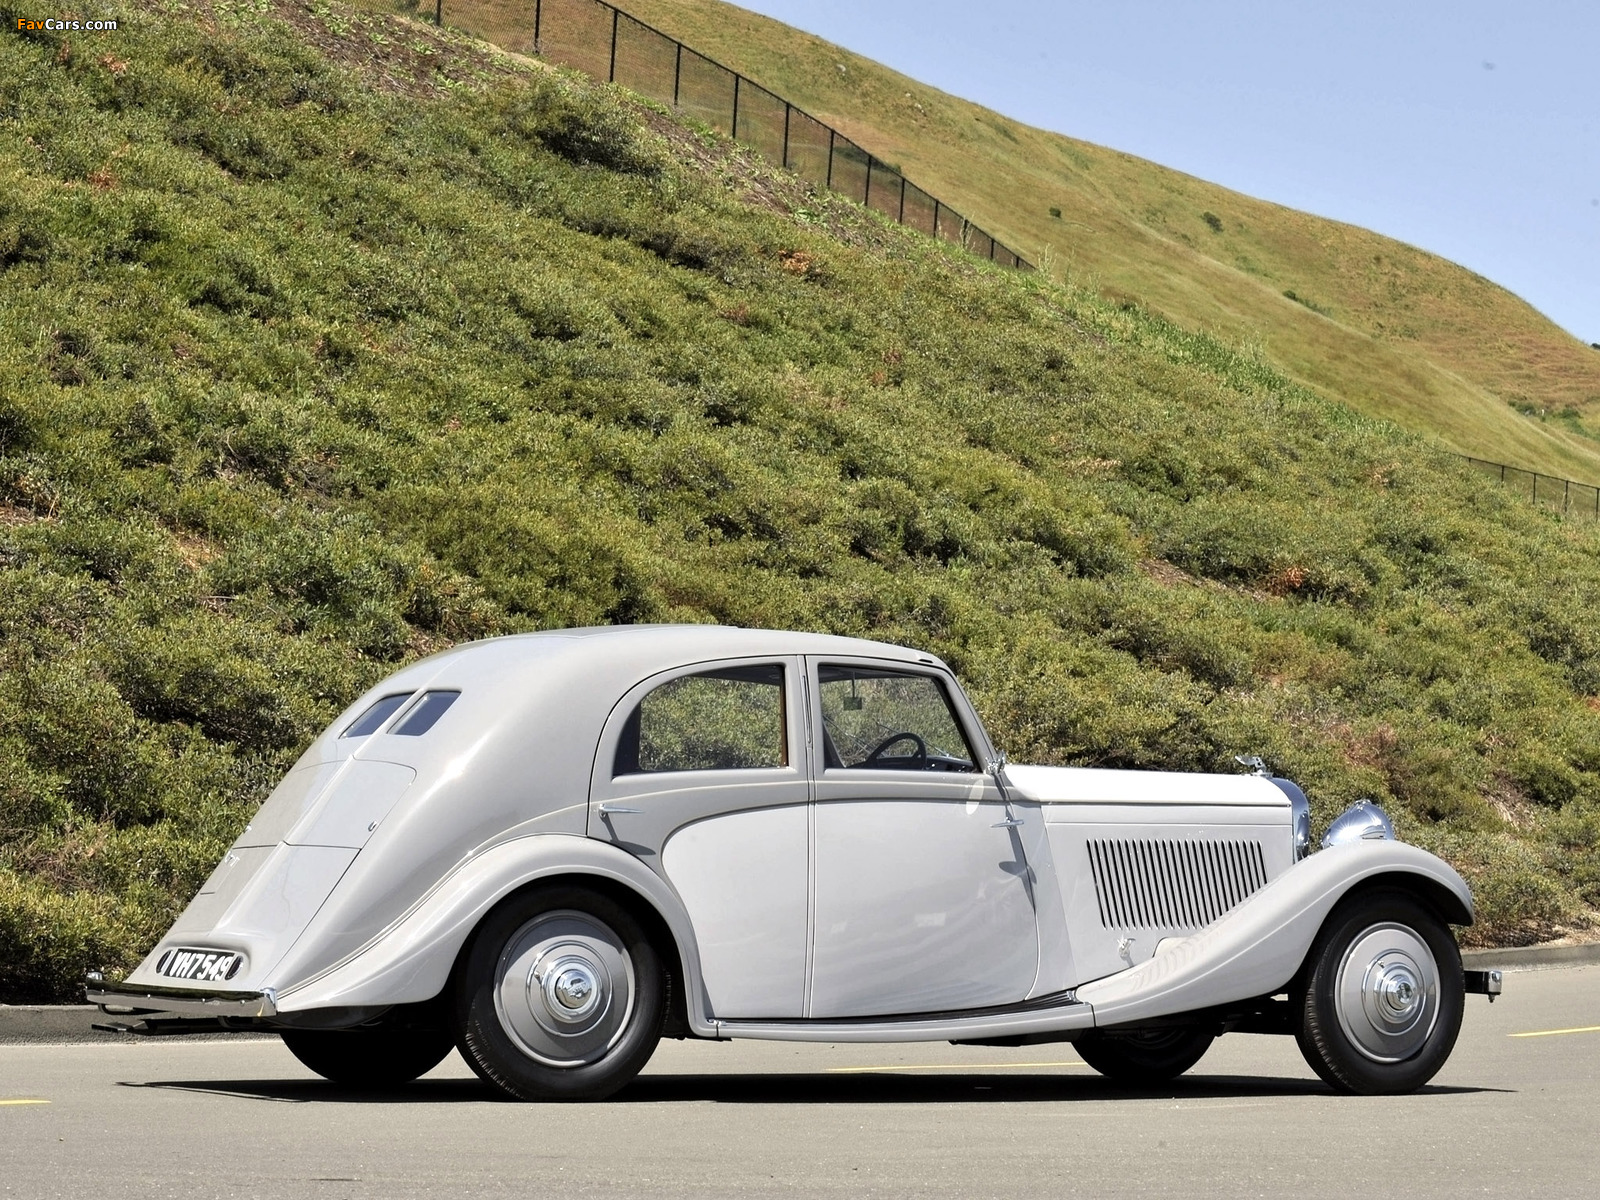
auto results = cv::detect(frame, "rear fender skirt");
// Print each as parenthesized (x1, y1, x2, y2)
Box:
(1075, 840, 1473, 1028)
(271, 834, 713, 1034)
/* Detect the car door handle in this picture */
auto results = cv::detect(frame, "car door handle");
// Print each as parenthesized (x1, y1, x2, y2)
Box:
(992, 817, 1024, 828)
(599, 804, 643, 815)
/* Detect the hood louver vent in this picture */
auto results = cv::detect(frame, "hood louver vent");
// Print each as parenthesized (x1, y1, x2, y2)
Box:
(1087, 838, 1267, 930)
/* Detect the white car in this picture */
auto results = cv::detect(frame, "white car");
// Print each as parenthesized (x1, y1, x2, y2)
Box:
(90, 626, 1499, 1097)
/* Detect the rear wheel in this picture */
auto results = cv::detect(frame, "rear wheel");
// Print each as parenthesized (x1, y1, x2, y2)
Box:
(1075, 1026, 1216, 1083)
(1294, 889, 1464, 1095)
(281, 1026, 455, 1087)
(454, 885, 665, 1101)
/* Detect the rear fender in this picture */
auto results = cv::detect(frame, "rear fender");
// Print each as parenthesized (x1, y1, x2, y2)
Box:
(1075, 840, 1473, 1028)
(273, 834, 714, 1035)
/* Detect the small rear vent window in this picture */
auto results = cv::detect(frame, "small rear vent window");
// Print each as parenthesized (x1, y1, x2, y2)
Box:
(393, 690, 460, 736)
(342, 693, 413, 738)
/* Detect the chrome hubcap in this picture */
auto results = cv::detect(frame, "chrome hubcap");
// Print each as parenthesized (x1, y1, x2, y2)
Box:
(1335, 922, 1440, 1063)
(493, 911, 634, 1068)
(544, 959, 601, 1021)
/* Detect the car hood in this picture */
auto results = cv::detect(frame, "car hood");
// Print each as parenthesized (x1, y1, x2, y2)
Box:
(1004, 764, 1289, 808)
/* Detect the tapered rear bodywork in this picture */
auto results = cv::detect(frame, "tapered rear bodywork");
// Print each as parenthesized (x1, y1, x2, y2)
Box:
(90, 626, 1496, 1097)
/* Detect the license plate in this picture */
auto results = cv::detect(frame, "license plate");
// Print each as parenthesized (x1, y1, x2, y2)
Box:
(155, 948, 244, 982)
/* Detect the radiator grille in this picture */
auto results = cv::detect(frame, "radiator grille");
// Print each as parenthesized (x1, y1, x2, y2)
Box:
(1086, 838, 1268, 930)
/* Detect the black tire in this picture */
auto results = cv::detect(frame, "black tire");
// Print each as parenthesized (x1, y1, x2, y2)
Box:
(454, 885, 665, 1101)
(281, 1026, 455, 1087)
(1074, 1026, 1216, 1083)
(1294, 888, 1464, 1095)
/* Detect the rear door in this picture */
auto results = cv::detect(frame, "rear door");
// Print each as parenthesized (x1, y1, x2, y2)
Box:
(588, 657, 810, 1019)
(805, 658, 1040, 1018)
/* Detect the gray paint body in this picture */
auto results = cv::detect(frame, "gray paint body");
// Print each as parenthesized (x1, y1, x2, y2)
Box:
(114, 626, 1474, 1042)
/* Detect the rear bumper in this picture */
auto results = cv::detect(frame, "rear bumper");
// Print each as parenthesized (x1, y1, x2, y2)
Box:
(86, 978, 278, 1019)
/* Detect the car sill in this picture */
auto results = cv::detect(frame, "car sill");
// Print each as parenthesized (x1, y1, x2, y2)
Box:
(712, 993, 1094, 1044)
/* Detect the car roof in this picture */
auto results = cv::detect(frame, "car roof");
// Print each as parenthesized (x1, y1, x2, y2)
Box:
(454, 624, 945, 668)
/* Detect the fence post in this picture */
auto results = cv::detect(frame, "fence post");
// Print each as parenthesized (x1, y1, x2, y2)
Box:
(731, 75, 740, 140)
(898, 175, 906, 224)
(782, 103, 790, 169)
(609, 6, 619, 83)
(1566, 480, 1572, 512)
(435, 0, 442, 26)
(932, 198, 940, 239)
(532, 0, 539, 47)
(864, 155, 872, 207)
(826, 128, 835, 189)
(673, 43, 681, 107)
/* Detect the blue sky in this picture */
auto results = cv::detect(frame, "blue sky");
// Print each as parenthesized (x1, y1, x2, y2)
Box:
(733, 0, 1599, 344)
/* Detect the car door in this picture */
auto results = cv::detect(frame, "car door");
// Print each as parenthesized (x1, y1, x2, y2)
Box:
(806, 658, 1040, 1018)
(588, 656, 810, 1019)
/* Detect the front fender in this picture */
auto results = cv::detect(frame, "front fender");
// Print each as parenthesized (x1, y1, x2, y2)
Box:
(1075, 840, 1473, 1027)
(273, 835, 714, 1035)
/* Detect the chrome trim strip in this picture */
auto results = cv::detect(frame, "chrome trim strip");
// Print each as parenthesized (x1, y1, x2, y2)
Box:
(87, 982, 278, 1019)
(714, 994, 1093, 1044)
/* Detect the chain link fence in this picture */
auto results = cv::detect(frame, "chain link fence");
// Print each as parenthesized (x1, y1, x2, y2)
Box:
(360, 4, 1600, 527)
(370, 0, 1032, 270)
(1462, 455, 1600, 521)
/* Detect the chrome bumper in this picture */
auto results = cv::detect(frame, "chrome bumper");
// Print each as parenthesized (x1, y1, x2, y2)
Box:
(87, 978, 278, 1019)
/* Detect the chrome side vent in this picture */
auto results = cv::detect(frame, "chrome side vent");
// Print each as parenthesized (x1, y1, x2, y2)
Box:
(1086, 838, 1268, 930)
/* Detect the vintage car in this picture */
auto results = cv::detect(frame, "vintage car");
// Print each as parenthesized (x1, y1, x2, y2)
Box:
(89, 626, 1501, 1098)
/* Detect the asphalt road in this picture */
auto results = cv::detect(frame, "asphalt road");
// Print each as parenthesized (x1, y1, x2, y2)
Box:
(2, 965, 1597, 1199)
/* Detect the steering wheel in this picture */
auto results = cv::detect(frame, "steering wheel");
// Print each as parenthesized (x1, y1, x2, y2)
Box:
(862, 731, 928, 767)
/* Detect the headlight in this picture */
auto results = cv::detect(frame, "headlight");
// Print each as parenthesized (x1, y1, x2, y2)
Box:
(1321, 799, 1395, 849)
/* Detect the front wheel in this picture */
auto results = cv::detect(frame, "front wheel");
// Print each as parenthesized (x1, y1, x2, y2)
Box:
(454, 885, 665, 1101)
(1294, 889, 1464, 1095)
(1074, 1026, 1216, 1083)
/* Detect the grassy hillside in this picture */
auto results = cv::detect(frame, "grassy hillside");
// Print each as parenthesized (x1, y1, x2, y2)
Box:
(433, 0, 1600, 483)
(3, 0, 1600, 1002)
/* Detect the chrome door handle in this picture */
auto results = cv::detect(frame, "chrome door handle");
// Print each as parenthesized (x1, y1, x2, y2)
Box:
(599, 804, 643, 815)
(992, 817, 1024, 828)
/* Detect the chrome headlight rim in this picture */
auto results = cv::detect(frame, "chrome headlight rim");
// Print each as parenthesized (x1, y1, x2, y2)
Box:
(1321, 799, 1396, 851)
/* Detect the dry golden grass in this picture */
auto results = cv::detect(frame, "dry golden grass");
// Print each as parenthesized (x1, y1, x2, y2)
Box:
(428, 0, 1600, 481)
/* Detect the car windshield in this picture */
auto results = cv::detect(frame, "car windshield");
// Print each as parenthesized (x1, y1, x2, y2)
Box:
(817, 665, 976, 772)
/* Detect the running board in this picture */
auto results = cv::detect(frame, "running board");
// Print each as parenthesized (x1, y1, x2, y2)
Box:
(712, 996, 1095, 1044)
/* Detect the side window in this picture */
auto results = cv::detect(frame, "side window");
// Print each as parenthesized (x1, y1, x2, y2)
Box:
(614, 665, 787, 776)
(817, 665, 977, 773)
